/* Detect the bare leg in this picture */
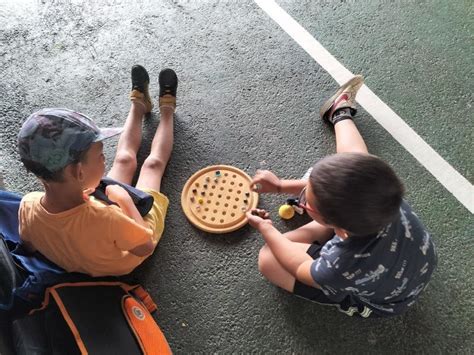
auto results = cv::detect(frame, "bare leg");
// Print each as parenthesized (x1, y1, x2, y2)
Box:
(258, 243, 312, 292)
(136, 106, 174, 191)
(334, 117, 368, 154)
(257, 221, 333, 291)
(107, 103, 145, 184)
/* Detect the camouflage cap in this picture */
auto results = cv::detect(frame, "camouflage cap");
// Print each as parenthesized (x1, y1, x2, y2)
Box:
(18, 108, 123, 172)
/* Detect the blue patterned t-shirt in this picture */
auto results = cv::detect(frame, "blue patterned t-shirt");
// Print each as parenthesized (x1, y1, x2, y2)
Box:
(310, 200, 437, 317)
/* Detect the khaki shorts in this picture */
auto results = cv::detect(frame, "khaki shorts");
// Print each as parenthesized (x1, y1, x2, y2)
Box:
(140, 188, 169, 243)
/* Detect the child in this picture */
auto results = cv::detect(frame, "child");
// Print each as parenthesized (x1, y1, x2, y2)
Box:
(246, 76, 437, 318)
(17, 65, 178, 277)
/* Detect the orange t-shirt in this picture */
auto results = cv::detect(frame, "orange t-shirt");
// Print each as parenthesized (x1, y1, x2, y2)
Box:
(18, 192, 154, 277)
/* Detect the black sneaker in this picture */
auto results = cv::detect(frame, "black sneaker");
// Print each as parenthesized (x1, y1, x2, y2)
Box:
(158, 68, 178, 111)
(130, 65, 153, 112)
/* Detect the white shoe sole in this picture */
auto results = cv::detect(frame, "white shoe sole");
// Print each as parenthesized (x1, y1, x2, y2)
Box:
(319, 75, 364, 120)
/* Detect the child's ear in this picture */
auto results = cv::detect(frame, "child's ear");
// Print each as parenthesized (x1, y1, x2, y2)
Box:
(76, 162, 85, 182)
(66, 162, 84, 181)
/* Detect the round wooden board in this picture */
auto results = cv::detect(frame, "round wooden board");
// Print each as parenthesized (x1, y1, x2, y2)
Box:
(181, 165, 259, 234)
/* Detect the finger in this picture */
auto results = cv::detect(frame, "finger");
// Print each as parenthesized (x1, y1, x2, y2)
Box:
(104, 185, 115, 196)
(251, 174, 262, 185)
(249, 208, 260, 216)
(253, 170, 268, 180)
(246, 211, 259, 222)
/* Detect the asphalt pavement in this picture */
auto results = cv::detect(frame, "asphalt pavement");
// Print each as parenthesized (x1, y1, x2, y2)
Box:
(0, 0, 472, 353)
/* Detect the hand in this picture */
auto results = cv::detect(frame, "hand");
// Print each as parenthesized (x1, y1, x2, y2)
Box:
(250, 170, 281, 193)
(246, 208, 273, 231)
(105, 184, 131, 204)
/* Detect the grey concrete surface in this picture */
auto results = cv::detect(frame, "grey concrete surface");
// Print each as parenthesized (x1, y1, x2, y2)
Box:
(1, 0, 472, 353)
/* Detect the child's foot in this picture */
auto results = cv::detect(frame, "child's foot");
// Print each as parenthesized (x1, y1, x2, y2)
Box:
(319, 75, 364, 125)
(158, 69, 178, 113)
(129, 65, 153, 113)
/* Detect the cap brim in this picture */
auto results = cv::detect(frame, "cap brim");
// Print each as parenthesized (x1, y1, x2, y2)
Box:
(94, 127, 123, 141)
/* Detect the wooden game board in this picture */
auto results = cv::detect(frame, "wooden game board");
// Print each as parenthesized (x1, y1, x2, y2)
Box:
(181, 165, 259, 234)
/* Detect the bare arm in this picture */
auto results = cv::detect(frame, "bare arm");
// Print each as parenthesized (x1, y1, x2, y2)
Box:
(115, 197, 154, 256)
(128, 240, 155, 257)
(248, 214, 320, 288)
(106, 185, 148, 228)
(261, 223, 319, 288)
(278, 179, 307, 195)
(282, 221, 334, 244)
(106, 185, 154, 256)
(251, 170, 307, 195)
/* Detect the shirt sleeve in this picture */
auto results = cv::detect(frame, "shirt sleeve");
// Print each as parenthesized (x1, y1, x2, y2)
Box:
(107, 207, 153, 251)
(18, 193, 39, 243)
(311, 257, 345, 300)
(310, 251, 355, 302)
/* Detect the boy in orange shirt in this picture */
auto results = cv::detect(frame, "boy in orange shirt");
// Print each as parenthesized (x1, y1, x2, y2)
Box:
(17, 65, 177, 276)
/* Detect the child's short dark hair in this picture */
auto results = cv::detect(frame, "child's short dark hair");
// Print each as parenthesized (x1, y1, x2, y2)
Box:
(309, 153, 404, 236)
(21, 149, 88, 183)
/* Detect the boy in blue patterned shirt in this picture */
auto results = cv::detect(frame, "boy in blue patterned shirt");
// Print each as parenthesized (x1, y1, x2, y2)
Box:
(246, 76, 437, 317)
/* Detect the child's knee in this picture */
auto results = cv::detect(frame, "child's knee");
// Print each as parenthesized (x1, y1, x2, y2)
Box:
(142, 156, 166, 175)
(113, 151, 137, 172)
(258, 245, 272, 276)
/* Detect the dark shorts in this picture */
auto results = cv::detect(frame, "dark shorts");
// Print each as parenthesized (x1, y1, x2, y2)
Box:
(293, 242, 338, 304)
(293, 242, 382, 318)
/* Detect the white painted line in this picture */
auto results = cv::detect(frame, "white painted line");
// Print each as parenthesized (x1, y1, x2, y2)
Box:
(255, 0, 474, 214)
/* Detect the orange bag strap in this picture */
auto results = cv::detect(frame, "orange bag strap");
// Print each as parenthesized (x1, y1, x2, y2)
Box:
(130, 285, 158, 313)
(122, 295, 171, 355)
(28, 288, 53, 315)
(50, 289, 89, 354)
